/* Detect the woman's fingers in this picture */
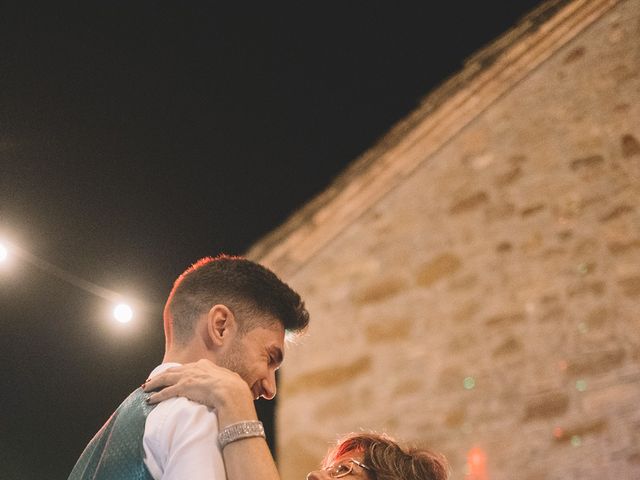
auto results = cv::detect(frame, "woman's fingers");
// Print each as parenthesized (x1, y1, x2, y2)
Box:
(143, 369, 184, 392)
(146, 385, 181, 404)
(141, 360, 250, 409)
(146, 378, 212, 406)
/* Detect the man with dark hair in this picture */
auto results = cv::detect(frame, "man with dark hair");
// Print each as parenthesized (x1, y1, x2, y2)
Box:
(69, 255, 309, 480)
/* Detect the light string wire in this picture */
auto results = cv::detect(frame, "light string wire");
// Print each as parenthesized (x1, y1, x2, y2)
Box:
(4, 240, 161, 314)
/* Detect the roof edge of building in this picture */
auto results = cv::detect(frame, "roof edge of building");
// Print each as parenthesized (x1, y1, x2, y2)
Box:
(247, 0, 619, 277)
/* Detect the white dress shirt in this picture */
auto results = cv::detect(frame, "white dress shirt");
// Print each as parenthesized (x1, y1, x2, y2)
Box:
(143, 363, 227, 480)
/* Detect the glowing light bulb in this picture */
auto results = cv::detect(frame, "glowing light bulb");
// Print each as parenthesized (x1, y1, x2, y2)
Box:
(113, 303, 133, 323)
(0, 243, 8, 262)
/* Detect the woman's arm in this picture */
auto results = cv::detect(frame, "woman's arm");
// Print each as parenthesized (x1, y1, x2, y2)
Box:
(143, 359, 281, 480)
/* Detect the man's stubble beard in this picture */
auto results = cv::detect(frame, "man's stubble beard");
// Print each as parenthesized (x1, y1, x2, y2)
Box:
(216, 337, 252, 388)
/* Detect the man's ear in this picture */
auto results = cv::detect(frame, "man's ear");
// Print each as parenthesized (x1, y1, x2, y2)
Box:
(206, 304, 236, 347)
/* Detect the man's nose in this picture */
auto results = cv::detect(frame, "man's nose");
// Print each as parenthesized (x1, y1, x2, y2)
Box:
(260, 372, 277, 400)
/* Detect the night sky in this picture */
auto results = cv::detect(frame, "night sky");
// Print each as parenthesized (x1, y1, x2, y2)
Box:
(1, 2, 541, 478)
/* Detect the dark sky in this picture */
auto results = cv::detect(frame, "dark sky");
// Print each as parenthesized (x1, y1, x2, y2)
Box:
(0, 2, 541, 478)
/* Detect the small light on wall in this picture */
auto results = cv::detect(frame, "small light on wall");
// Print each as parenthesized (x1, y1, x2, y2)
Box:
(463, 376, 476, 390)
(466, 447, 487, 480)
(575, 379, 587, 392)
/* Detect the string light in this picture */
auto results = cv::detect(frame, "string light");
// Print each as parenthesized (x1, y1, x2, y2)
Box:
(0, 238, 158, 326)
(113, 303, 134, 323)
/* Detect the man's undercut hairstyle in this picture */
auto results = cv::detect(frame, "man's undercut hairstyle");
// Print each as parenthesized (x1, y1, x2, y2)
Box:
(165, 255, 309, 345)
(324, 432, 449, 480)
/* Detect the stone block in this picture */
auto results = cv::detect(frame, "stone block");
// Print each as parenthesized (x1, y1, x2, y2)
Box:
(570, 154, 605, 170)
(566, 349, 626, 376)
(416, 253, 462, 287)
(628, 450, 640, 465)
(448, 273, 478, 291)
(557, 229, 573, 242)
(521, 204, 546, 217)
(448, 333, 477, 353)
(282, 356, 372, 396)
(617, 275, 640, 297)
(541, 247, 567, 259)
(496, 241, 513, 253)
(392, 378, 422, 397)
(521, 231, 544, 254)
(453, 302, 481, 323)
(314, 394, 357, 422)
(584, 306, 608, 331)
(599, 204, 635, 222)
(524, 392, 570, 420)
(449, 191, 489, 214)
(607, 239, 640, 255)
(552, 418, 607, 442)
(365, 317, 412, 343)
(437, 365, 469, 392)
(492, 336, 524, 357)
(539, 305, 565, 323)
(352, 276, 407, 305)
(484, 311, 526, 328)
(494, 166, 523, 186)
(444, 405, 467, 428)
(485, 201, 516, 221)
(564, 45, 586, 63)
(621, 134, 640, 157)
(567, 280, 606, 297)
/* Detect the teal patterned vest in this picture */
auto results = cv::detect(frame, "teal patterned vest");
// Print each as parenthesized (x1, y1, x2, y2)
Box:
(68, 388, 156, 480)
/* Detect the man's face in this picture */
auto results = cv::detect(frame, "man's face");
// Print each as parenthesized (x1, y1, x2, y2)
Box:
(216, 319, 285, 400)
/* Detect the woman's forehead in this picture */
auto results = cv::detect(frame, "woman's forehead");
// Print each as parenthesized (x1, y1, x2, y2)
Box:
(331, 450, 365, 466)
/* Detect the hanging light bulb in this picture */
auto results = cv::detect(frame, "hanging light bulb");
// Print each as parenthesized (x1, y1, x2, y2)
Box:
(113, 303, 134, 323)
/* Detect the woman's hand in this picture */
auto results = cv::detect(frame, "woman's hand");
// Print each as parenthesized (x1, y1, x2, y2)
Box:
(144, 360, 281, 480)
(143, 359, 258, 427)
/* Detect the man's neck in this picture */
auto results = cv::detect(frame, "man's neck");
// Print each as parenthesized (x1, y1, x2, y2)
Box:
(163, 344, 214, 365)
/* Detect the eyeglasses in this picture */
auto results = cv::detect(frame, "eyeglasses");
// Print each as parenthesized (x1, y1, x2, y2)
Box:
(324, 458, 371, 478)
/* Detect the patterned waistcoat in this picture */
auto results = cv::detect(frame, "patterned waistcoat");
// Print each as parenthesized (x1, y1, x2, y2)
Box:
(69, 388, 156, 480)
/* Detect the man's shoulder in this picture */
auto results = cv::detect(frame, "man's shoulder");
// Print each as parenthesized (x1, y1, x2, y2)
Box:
(146, 397, 219, 437)
(143, 395, 225, 479)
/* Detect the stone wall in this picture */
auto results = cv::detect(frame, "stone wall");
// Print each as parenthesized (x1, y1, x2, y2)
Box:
(268, 1, 640, 478)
